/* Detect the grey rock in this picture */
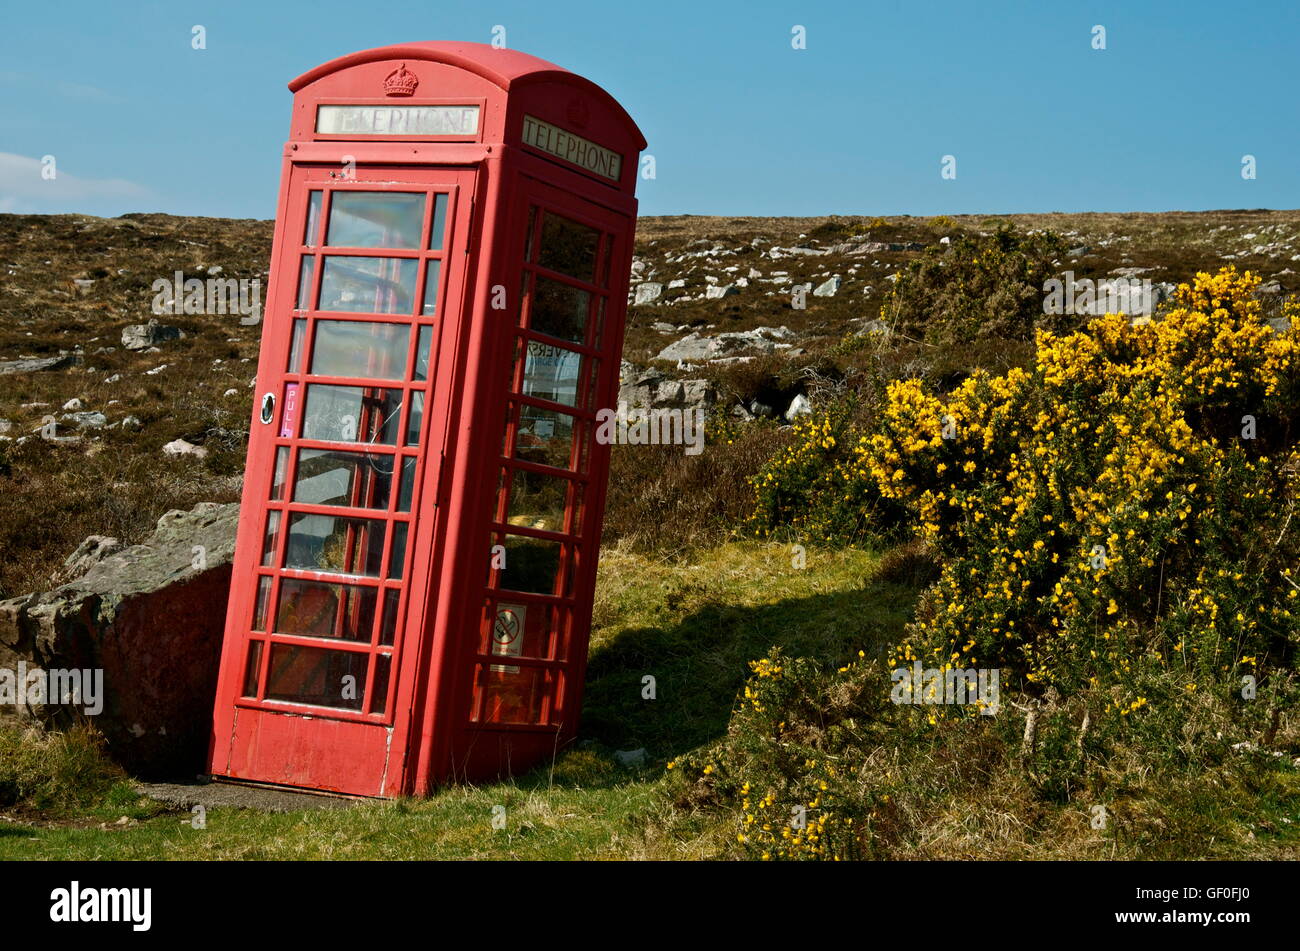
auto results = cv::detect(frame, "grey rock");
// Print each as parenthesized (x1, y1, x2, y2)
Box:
(61, 411, 108, 430)
(785, 394, 813, 420)
(0, 502, 238, 775)
(63, 535, 123, 576)
(617, 369, 716, 412)
(633, 282, 663, 305)
(62, 398, 84, 412)
(122, 318, 185, 351)
(813, 276, 842, 297)
(0, 353, 78, 375)
(704, 283, 738, 299)
(654, 328, 780, 363)
(613, 748, 648, 768)
(162, 438, 206, 458)
(1267, 316, 1291, 333)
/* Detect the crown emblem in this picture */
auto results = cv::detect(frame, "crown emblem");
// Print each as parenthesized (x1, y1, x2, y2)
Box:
(384, 63, 419, 97)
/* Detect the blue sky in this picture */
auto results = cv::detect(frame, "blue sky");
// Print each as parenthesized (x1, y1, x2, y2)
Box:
(1, 0, 1295, 219)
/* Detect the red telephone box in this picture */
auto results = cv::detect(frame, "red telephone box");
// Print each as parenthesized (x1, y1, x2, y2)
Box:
(207, 42, 645, 797)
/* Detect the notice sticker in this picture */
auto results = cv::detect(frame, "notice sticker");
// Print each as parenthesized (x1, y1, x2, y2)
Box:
(491, 603, 526, 674)
(279, 382, 300, 438)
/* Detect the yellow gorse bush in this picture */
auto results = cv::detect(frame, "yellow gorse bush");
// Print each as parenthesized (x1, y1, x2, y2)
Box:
(752, 268, 1300, 697)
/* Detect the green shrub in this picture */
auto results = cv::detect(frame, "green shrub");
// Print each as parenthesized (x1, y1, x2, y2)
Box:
(883, 226, 1067, 346)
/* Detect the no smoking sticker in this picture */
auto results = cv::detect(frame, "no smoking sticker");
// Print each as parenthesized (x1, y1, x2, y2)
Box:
(491, 603, 526, 672)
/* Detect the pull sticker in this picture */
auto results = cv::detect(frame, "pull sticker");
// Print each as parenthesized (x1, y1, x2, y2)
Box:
(279, 382, 300, 438)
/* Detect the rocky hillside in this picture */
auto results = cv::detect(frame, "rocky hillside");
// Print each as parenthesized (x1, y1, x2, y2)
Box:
(1, 209, 1299, 596)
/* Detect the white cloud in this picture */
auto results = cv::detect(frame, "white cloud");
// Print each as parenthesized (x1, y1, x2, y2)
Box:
(0, 152, 152, 209)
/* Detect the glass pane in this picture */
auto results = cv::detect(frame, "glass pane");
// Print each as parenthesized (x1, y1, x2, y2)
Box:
(370, 653, 392, 715)
(513, 404, 578, 470)
(389, 522, 408, 580)
(507, 468, 570, 533)
(275, 579, 377, 642)
(302, 384, 402, 445)
(285, 512, 386, 577)
(498, 534, 563, 595)
(379, 588, 401, 646)
(241, 640, 263, 698)
(429, 193, 449, 250)
(326, 192, 425, 249)
(319, 257, 418, 314)
(261, 511, 281, 567)
(266, 644, 369, 711)
(252, 576, 273, 632)
(481, 600, 559, 661)
(304, 191, 323, 247)
(406, 390, 424, 446)
(529, 275, 590, 344)
(288, 318, 307, 372)
(414, 325, 432, 381)
(538, 211, 599, 283)
(473, 665, 554, 725)
(310, 321, 410, 379)
(398, 457, 416, 513)
(271, 446, 290, 500)
(296, 256, 315, 309)
(293, 448, 395, 510)
(421, 259, 441, 316)
(519, 340, 583, 407)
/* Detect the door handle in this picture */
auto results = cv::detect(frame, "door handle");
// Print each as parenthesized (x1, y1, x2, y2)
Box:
(260, 392, 275, 425)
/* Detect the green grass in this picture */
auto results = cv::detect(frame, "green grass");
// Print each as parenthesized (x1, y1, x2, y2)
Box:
(2, 539, 1298, 860)
(0, 541, 892, 859)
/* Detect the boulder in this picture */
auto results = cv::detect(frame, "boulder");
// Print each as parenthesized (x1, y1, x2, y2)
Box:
(62, 536, 123, 577)
(122, 318, 185, 351)
(61, 411, 108, 430)
(0, 352, 79, 375)
(163, 438, 206, 458)
(633, 282, 663, 305)
(813, 275, 842, 297)
(785, 394, 813, 421)
(617, 369, 716, 412)
(653, 327, 791, 363)
(0, 502, 239, 775)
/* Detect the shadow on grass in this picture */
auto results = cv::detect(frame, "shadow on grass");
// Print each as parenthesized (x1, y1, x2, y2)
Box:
(577, 574, 920, 762)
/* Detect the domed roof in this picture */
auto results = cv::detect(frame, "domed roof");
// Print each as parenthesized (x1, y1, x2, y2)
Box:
(289, 41, 644, 148)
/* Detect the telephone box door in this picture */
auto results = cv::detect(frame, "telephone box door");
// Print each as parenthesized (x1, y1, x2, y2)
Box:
(210, 164, 475, 797)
